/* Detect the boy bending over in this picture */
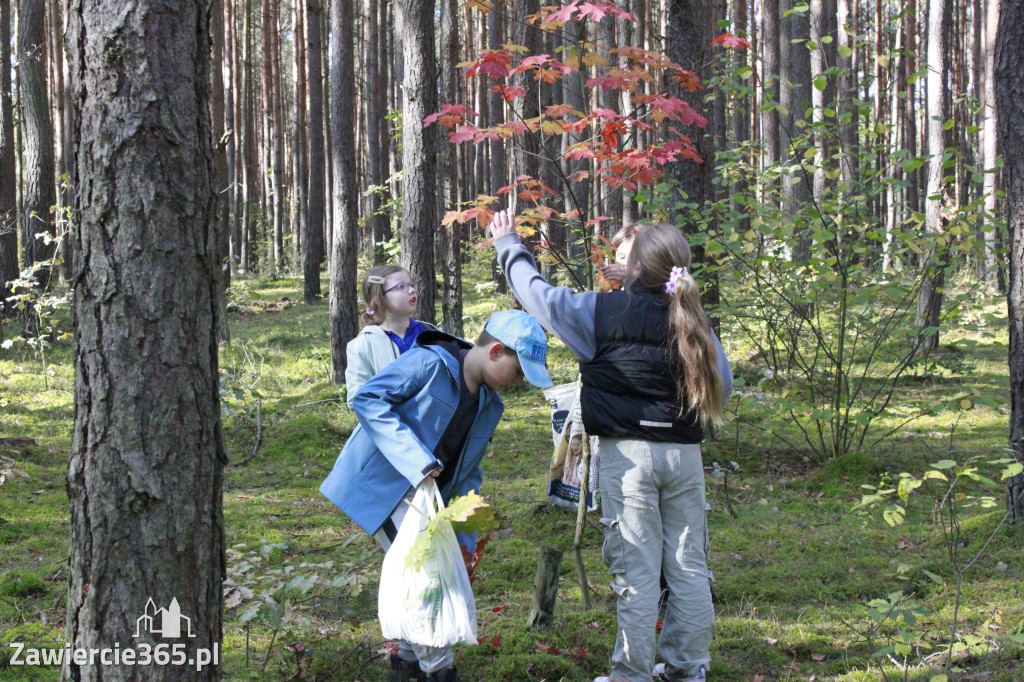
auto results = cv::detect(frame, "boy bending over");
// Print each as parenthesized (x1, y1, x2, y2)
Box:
(321, 310, 552, 682)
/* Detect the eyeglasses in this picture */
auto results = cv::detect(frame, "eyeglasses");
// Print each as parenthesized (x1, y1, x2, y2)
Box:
(384, 281, 418, 294)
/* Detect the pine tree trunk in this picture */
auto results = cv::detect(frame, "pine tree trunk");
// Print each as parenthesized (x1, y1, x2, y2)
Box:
(994, 0, 1024, 524)
(321, 7, 333, 254)
(398, 0, 437, 324)
(512, 0, 541, 246)
(780, 0, 812, 263)
(916, 0, 951, 351)
(48, 0, 72, 281)
(19, 0, 56, 290)
(905, 0, 920, 220)
(0, 0, 18, 316)
(979, 0, 999, 284)
(810, 0, 828, 204)
(225, 0, 241, 270)
(561, 18, 590, 280)
(64, 1, 225, 678)
(240, 0, 255, 272)
(438, 0, 463, 337)
(488, 2, 507, 292)
(761, 0, 781, 175)
(732, 0, 751, 233)
(329, 0, 359, 383)
(377, 0, 393, 250)
(596, 10, 621, 230)
(270, 0, 286, 270)
(210, 0, 230, 342)
(292, 0, 308, 267)
(364, 0, 387, 262)
(836, 0, 857, 190)
(305, 0, 325, 303)
(666, 0, 713, 221)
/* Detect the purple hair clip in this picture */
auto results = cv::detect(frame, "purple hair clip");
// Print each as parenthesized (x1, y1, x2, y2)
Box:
(663, 266, 688, 292)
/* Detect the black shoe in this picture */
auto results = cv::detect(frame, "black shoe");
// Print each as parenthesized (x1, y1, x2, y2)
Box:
(424, 667, 461, 682)
(388, 654, 425, 682)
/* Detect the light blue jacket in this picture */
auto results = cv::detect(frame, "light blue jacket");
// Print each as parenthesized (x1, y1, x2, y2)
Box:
(320, 332, 503, 552)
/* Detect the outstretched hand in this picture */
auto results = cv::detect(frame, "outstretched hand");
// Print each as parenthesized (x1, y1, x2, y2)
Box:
(488, 207, 517, 240)
(599, 263, 629, 283)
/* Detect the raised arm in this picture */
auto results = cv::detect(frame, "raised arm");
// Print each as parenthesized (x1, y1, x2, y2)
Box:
(489, 207, 599, 362)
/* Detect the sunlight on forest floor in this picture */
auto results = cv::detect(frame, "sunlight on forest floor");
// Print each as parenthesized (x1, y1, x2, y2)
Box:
(1, 262, 1021, 681)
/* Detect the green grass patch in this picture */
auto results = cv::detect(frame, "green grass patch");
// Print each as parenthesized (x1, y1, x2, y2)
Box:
(1, 266, 1021, 681)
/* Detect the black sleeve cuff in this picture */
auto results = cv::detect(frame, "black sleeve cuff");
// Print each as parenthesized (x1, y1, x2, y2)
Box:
(421, 461, 442, 476)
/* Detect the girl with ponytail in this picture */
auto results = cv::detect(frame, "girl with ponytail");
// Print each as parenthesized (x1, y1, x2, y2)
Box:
(491, 209, 732, 682)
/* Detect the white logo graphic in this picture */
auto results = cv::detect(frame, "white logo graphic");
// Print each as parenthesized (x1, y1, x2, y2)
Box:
(134, 598, 195, 639)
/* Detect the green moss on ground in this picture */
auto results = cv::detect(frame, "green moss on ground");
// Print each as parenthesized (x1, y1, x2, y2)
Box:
(1, 271, 1021, 681)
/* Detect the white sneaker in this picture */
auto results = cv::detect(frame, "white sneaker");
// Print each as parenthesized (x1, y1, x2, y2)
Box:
(652, 663, 706, 681)
(595, 665, 705, 682)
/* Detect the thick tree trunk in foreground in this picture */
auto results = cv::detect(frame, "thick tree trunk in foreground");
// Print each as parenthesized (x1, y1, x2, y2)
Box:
(329, 0, 358, 384)
(994, 0, 1024, 524)
(64, 0, 226, 679)
(398, 0, 437, 324)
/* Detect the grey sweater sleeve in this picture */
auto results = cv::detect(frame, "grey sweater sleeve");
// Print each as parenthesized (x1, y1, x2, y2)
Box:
(494, 233, 599, 362)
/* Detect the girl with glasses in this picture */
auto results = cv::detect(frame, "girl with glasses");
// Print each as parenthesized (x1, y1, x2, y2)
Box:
(345, 265, 437, 406)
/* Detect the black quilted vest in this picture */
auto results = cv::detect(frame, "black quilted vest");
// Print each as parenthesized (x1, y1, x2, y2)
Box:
(579, 280, 704, 443)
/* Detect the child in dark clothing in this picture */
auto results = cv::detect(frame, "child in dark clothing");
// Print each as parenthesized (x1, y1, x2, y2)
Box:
(490, 208, 733, 682)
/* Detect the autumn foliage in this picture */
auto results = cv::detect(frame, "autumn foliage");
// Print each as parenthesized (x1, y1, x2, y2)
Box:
(425, 1, 742, 255)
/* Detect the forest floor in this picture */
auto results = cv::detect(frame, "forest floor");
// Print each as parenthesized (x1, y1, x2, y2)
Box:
(1, 257, 1022, 681)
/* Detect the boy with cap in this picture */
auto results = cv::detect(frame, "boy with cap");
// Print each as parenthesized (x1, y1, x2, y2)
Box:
(320, 309, 552, 682)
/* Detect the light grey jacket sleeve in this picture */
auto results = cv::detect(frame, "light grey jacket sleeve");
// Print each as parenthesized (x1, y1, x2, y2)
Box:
(344, 334, 377, 407)
(494, 233, 599, 362)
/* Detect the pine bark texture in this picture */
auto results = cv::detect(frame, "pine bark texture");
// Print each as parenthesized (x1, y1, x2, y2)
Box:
(363, 0, 387, 262)
(761, 0, 781, 174)
(397, 0, 437, 324)
(438, 0, 463, 337)
(0, 0, 18, 314)
(980, 0, 1000, 283)
(305, 0, 325, 303)
(210, 0, 230, 342)
(292, 0, 308, 265)
(64, 0, 226, 679)
(666, 0, 713, 221)
(19, 0, 56, 279)
(994, 0, 1024, 523)
(916, 0, 951, 350)
(329, 0, 358, 384)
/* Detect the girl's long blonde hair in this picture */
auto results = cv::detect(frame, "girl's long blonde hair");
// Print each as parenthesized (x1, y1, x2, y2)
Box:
(626, 223, 725, 426)
(359, 264, 406, 327)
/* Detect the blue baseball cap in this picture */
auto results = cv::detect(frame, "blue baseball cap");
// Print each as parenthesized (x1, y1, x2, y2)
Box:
(484, 310, 553, 388)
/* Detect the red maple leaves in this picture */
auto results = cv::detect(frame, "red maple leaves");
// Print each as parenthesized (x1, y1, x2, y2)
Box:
(430, 3, 710, 241)
(712, 32, 753, 49)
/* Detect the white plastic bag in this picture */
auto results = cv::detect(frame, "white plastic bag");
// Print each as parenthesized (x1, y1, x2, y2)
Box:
(378, 481, 477, 648)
